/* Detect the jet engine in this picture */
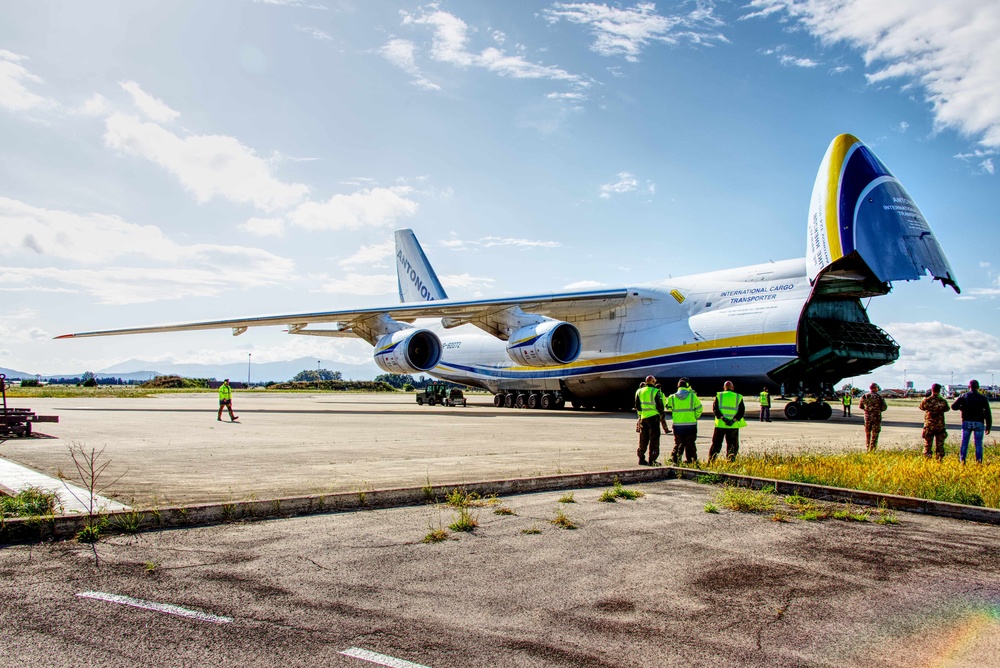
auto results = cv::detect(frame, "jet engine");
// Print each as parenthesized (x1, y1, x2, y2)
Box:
(506, 320, 581, 366)
(374, 329, 442, 374)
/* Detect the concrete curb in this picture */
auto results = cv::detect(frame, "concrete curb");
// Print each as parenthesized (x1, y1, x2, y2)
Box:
(2, 466, 998, 545)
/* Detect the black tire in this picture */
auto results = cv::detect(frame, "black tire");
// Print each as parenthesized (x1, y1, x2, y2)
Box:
(417, 396, 424, 405)
(504, 393, 514, 408)
(813, 402, 833, 421)
(515, 393, 526, 409)
(493, 393, 503, 407)
(427, 397, 436, 406)
(528, 393, 539, 409)
(554, 395, 566, 409)
(540, 393, 553, 410)
(784, 401, 803, 420)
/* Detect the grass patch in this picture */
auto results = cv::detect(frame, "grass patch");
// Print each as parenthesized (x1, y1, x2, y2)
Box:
(521, 525, 542, 535)
(696, 473, 723, 485)
(422, 527, 450, 543)
(716, 485, 776, 513)
(704, 503, 719, 514)
(109, 509, 144, 535)
(0, 487, 57, 517)
(799, 508, 831, 521)
(448, 507, 479, 532)
(599, 480, 645, 503)
(832, 506, 870, 522)
(769, 511, 791, 522)
(702, 446, 1000, 509)
(551, 508, 577, 530)
(493, 505, 516, 516)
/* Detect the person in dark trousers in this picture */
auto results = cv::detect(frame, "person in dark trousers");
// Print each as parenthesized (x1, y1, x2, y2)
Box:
(667, 378, 703, 464)
(217, 379, 239, 422)
(634, 375, 665, 466)
(759, 387, 771, 422)
(842, 392, 852, 417)
(919, 383, 950, 460)
(951, 379, 992, 464)
(709, 381, 746, 462)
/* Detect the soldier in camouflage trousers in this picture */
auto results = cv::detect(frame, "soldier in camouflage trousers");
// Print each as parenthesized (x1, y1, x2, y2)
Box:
(859, 383, 888, 451)
(918, 383, 950, 459)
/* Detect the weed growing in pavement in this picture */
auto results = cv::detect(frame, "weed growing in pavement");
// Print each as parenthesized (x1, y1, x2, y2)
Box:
(422, 527, 450, 543)
(521, 525, 542, 535)
(696, 473, 723, 485)
(551, 507, 577, 530)
(799, 508, 831, 521)
(448, 506, 479, 532)
(109, 509, 143, 535)
(832, 505, 869, 522)
(422, 474, 435, 502)
(76, 523, 103, 544)
(63, 444, 127, 548)
(0, 487, 57, 518)
(875, 511, 900, 525)
(716, 485, 776, 513)
(221, 502, 238, 522)
(493, 505, 516, 516)
(145, 561, 158, 574)
(704, 503, 719, 513)
(558, 492, 576, 504)
(600, 480, 645, 503)
(769, 511, 791, 522)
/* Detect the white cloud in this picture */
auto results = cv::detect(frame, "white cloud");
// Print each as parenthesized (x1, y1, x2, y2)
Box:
(339, 240, 394, 269)
(884, 321, 1000, 385)
(954, 147, 998, 175)
(600, 171, 638, 198)
(982, 158, 996, 175)
(439, 236, 560, 251)
(286, 187, 418, 231)
(119, 80, 180, 123)
(378, 38, 441, 91)
(398, 8, 587, 87)
(0, 197, 297, 304)
(439, 273, 495, 293)
(77, 93, 113, 116)
(0, 49, 53, 112)
(316, 273, 397, 296)
(778, 54, 818, 68)
(241, 217, 286, 237)
(745, 0, 1000, 148)
(563, 279, 605, 290)
(103, 112, 310, 212)
(543, 1, 728, 62)
(295, 26, 333, 41)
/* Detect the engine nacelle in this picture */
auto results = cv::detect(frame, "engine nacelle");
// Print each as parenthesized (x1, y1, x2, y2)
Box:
(506, 320, 581, 367)
(374, 329, 443, 374)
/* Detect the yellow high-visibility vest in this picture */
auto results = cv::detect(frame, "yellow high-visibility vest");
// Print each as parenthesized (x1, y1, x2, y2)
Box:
(219, 384, 232, 400)
(842, 394, 852, 406)
(715, 391, 747, 428)
(636, 385, 661, 419)
(668, 391, 702, 425)
(759, 391, 770, 407)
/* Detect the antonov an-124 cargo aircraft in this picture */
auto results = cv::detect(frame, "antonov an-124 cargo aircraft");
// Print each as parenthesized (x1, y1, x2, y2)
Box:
(59, 134, 959, 419)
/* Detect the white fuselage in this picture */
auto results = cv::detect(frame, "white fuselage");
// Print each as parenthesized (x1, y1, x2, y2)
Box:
(420, 259, 811, 397)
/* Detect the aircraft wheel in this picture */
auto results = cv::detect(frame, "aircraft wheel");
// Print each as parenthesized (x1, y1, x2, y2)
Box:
(813, 402, 833, 421)
(493, 393, 503, 407)
(527, 393, 539, 409)
(784, 401, 804, 420)
(504, 392, 515, 408)
(540, 393, 553, 410)
(515, 393, 527, 409)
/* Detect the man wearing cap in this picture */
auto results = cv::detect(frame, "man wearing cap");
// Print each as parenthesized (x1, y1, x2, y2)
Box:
(951, 379, 992, 464)
(709, 381, 746, 462)
(667, 378, 703, 464)
(634, 375, 665, 466)
(859, 383, 887, 451)
(918, 383, 950, 460)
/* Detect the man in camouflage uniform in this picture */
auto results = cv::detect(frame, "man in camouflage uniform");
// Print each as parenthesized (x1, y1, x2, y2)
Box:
(859, 382, 887, 451)
(918, 383, 950, 459)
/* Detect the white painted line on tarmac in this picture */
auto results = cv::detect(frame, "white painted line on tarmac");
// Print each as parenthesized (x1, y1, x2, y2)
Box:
(0, 457, 130, 513)
(76, 591, 232, 624)
(340, 647, 432, 668)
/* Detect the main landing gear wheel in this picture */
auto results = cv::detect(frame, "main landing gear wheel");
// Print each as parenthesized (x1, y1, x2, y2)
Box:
(527, 393, 540, 409)
(540, 393, 553, 409)
(784, 401, 808, 420)
(504, 392, 515, 408)
(493, 393, 503, 407)
(515, 393, 527, 408)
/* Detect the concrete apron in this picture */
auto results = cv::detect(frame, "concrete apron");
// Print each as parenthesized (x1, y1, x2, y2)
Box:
(3, 466, 999, 545)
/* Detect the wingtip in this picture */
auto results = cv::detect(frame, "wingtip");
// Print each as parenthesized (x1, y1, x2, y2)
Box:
(53, 334, 75, 339)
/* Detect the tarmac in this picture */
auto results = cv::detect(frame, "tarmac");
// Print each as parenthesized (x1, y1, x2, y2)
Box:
(0, 392, 935, 507)
(2, 392, 999, 667)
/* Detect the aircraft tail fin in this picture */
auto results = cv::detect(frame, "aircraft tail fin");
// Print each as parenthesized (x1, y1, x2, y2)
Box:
(395, 229, 448, 303)
(806, 134, 959, 293)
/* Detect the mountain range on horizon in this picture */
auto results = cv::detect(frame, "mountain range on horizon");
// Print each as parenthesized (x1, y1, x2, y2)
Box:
(0, 356, 381, 383)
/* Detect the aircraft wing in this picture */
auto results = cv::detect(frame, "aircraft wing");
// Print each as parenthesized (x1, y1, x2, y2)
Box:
(55, 288, 629, 341)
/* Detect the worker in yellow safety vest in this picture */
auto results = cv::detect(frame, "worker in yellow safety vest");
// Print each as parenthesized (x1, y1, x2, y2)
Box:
(759, 387, 772, 422)
(710, 381, 746, 462)
(667, 378, 703, 464)
(634, 375, 665, 466)
(217, 378, 239, 422)
(842, 391, 852, 417)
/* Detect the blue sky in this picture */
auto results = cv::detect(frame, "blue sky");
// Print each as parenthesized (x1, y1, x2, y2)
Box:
(1, 0, 998, 389)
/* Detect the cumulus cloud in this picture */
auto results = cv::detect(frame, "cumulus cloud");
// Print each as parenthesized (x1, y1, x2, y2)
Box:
(745, 0, 1000, 148)
(339, 240, 394, 269)
(316, 273, 397, 296)
(241, 217, 286, 237)
(599, 171, 655, 198)
(543, 1, 728, 62)
(0, 197, 297, 304)
(286, 187, 418, 231)
(119, 80, 180, 122)
(883, 321, 1000, 385)
(103, 112, 310, 212)
(563, 279, 605, 290)
(0, 49, 54, 112)
(439, 273, 495, 294)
